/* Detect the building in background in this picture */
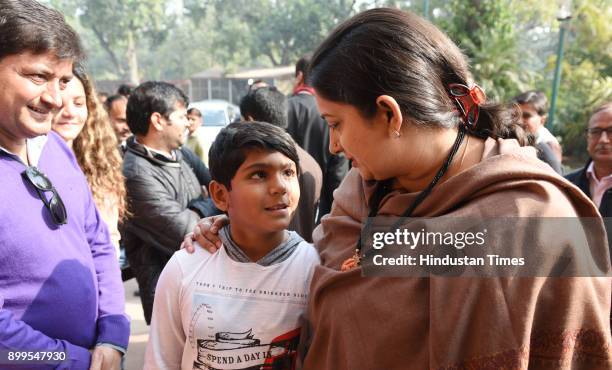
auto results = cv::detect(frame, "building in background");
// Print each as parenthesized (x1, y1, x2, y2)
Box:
(189, 66, 294, 104)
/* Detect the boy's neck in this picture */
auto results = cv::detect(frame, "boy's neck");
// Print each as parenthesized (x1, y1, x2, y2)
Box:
(229, 225, 287, 262)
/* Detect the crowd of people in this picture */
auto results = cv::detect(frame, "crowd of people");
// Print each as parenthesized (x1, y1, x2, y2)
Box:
(0, 1, 611, 369)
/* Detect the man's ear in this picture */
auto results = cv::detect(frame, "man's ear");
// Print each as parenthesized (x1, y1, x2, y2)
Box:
(150, 112, 165, 132)
(540, 114, 548, 126)
(209, 180, 229, 212)
(376, 95, 403, 137)
(295, 71, 304, 86)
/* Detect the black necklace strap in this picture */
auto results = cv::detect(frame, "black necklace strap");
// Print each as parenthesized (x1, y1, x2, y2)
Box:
(356, 126, 467, 256)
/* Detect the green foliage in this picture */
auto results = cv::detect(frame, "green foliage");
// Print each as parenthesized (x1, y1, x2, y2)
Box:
(187, 0, 355, 67)
(555, 0, 612, 158)
(436, 0, 536, 102)
(50, 0, 174, 82)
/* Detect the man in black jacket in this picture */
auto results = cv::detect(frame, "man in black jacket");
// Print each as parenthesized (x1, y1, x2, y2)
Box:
(287, 55, 349, 221)
(565, 102, 612, 260)
(122, 81, 204, 324)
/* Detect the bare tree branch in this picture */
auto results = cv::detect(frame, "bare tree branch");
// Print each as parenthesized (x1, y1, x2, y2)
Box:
(91, 24, 125, 77)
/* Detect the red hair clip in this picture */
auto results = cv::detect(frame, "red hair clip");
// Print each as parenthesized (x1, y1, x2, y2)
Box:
(448, 83, 486, 128)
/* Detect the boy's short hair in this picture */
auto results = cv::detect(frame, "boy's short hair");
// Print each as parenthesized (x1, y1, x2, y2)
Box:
(126, 81, 189, 136)
(512, 90, 549, 116)
(295, 53, 312, 84)
(239, 86, 288, 129)
(0, 0, 84, 62)
(209, 121, 300, 189)
(187, 107, 202, 117)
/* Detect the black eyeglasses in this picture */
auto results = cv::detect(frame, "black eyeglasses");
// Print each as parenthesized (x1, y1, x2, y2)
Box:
(586, 127, 612, 137)
(22, 166, 67, 225)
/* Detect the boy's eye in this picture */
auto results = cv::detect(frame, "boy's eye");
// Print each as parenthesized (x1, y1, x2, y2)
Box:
(283, 168, 296, 177)
(250, 171, 266, 179)
(328, 122, 339, 130)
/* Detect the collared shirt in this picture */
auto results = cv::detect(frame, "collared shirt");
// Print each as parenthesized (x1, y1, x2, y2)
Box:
(586, 161, 612, 208)
(0, 135, 48, 166)
(133, 138, 176, 161)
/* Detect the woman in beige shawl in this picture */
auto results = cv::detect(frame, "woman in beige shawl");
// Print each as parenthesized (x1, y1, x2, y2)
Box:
(187, 8, 611, 369)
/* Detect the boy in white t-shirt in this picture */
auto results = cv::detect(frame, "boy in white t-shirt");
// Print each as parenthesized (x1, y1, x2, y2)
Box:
(145, 121, 320, 370)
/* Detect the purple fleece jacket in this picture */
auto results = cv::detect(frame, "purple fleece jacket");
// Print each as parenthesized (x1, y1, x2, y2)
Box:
(0, 132, 130, 369)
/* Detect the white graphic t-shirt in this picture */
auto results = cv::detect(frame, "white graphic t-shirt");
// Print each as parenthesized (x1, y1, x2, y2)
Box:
(144, 239, 320, 370)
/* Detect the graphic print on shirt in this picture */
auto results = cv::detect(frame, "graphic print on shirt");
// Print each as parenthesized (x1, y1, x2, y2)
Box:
(189, 289, 304, 370)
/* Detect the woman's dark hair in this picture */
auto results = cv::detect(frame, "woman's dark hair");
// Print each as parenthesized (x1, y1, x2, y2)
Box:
(0, 0, 83, 61)
(209, 121, 300, 189)
(309, 8, 527, 145)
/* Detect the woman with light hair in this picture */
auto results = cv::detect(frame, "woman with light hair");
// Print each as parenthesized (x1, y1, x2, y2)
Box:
(52, 63, 127, 255)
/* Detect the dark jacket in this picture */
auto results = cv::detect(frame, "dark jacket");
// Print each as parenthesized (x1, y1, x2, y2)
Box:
(536, 142, 563, 175)
(181, 146, 212, 187)
(290, 146, 322, 242)
(565, 159, 612, 217)
(122, 137, 201, 324)
(565, 159, 612, 270)
(287, 93, 349, 221)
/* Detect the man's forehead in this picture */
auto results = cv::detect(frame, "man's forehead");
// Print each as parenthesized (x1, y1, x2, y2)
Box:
(589, 108, 612, 127)
(21, 51, 72, 72)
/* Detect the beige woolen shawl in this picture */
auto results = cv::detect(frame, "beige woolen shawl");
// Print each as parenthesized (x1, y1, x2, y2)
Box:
(304, 138, 612, 370)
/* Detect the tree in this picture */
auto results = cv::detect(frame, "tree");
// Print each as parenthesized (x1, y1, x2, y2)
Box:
(554, 0, 612, 158)
(434, 0, 541, 102)
(186, 0, 357, 67)
(51, 0, 173, 83)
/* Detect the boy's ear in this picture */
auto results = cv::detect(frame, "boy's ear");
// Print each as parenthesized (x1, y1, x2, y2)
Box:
(209, 180, 229, 212)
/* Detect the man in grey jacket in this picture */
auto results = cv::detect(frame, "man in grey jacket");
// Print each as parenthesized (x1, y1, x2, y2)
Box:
(122, 81, 203, 324)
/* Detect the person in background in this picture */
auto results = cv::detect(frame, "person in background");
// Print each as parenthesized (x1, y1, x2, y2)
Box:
(287, 54, 349, 221)
(122, 81, 206, 325)
(566, 102, 612, 257)
(0, 1, 129, 368)
(105, 94, 131, 146)
(52, 62, 127, 258)
(117, 83, 134, 97)
(185, 107, 208, 164)
(512, 90, 563, 163)
(240, 86, 322, 242)
(98, 91, 109, 105)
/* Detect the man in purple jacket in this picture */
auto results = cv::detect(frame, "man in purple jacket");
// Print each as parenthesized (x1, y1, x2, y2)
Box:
(0, 1, 130, 369)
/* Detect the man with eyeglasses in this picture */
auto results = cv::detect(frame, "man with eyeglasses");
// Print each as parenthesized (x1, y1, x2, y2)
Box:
(0, 1, 129, 369)
(566, 102, 612, 219)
